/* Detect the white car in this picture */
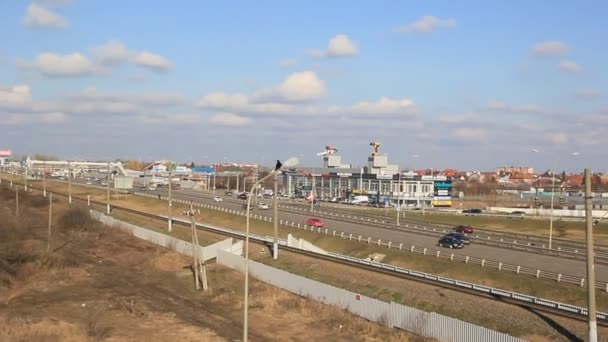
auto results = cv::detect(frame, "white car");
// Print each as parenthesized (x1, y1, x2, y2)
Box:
(258, 203, 269, 210)
(213, 196, 223, 202)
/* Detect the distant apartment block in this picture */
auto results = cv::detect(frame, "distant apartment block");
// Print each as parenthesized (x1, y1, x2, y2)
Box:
(496, 166, 534, 174)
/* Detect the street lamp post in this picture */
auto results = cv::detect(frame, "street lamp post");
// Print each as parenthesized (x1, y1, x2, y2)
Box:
(106, 163, 111, 214)
(68, 161, 72, 204)
(532, 150, 579, 249)
(43, 161, 47, 197)
(396, 172, 401, 226)
(243, 158, 298, 342)
(168, 169, 173, 232)
(273, 172, 279, 259)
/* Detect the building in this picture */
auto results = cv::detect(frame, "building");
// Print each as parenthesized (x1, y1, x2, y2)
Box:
(280, 143, 453, 207)
(496, 166, 534, 174)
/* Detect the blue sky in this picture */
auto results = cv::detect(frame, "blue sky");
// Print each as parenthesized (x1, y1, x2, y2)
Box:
(1, 0, 607, 172)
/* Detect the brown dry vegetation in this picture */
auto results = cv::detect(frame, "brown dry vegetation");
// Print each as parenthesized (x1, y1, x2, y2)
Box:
(0, 185, 426, 342)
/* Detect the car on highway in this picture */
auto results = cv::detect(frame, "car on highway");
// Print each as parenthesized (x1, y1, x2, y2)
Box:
(306, 218, 324, 228)
(462, 208, 482, 216)
(225, 191, 233, 196)
(438, 236, 464, 249)
(148, 186, 156, 191)
(101, 181, 108, 186)
(258, 203, 269, 210)
(213, 196, 223, 202)
(86, 181, 92, 185)
(237, 192, 248, 200)
(507, 211, 526, 219)
(443, 232, 471, 245)
(453, 225, 474, 234)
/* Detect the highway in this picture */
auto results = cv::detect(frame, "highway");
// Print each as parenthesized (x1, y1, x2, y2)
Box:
(144, 187, 608, 281)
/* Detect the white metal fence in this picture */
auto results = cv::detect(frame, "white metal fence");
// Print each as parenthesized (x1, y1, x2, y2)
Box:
(217, 249, 524, 342)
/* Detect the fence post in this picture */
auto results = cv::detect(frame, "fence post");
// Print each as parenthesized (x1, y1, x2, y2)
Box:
(517, 266, 521, 274)
(557, 274, 562, 282)
(536, 270, 541, 278)
(377, 239, 381, 246)
(450, 253, 454, 261)
(399, 243, 403, 250)
(326, 229, 329, 235)
(340, 232, 344, 239)
(367, 237, 371, 244)
(349, 233, 352, 240)
(436, 251, 440, 258)
(358, 235, 361, 241)
(465, 256, 469, 264)
(410, 246, 415, 253)
(580, 278, 585, 287)
(481, 259, 485, 267)
(498, 262, 502, 270)
(333, 231, 336, 236)
(297, 223, 300, 228)
(423, 248, 427, 255)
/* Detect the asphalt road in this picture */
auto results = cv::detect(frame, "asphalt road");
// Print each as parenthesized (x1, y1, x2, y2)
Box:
(144, 187, 608, 281)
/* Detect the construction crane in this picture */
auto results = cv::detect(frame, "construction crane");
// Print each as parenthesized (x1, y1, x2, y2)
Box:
(369, 142, 381, 156)
(316, 145, 339, 156)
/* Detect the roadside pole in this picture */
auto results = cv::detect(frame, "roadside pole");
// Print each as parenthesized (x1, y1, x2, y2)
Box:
(24, 163, 27, 192)
(236, 174, 239, 194)
(273, 173, 279, 259)
(47, 193, 53, 253)
(43, 161, 46, 197)
(190, 214, 200, 290)
(168, 169, 173, 232)
(584, 168, 598, 342)
(68, 161, 72, 204)
(106, 163, 111, 214)
(15, 186, 19, 219)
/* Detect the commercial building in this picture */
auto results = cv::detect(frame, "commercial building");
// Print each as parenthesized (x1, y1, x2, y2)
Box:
(281, 143, 453, 208)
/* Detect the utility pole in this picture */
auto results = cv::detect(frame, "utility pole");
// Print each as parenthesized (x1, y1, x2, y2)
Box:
(273, 173, 279, 259)
(43, 161, 47, 197)
(213, 173, 216, 195)
(236, 173, 239, 193)
(168, 169, 173, 232)
(190, 213, 200, 290)
(24, 162, 28, 192)
(584, 168, 598, 342)
(68, 161, 72, 204)
(15, 186, 19, 218)
(396, 173, 401, 226)
(310, 173, 315, 212)
(47, 193, 53, 253)
(226, 175, 230, 191)
(549, 171, 556, 249)
(106, 162, 111, 214)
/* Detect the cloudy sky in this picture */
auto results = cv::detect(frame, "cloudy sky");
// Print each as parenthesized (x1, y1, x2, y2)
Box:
(1, 1, 607, 171)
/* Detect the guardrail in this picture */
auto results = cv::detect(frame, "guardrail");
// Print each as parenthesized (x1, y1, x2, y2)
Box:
(132, 190, 608, 293)
(165, 188, 608, 265)
(88, 204, 608, 325)
(5, 178, 608, 293)
(4, 178, 607, 324)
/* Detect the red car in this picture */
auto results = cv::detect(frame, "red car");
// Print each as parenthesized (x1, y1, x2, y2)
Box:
(306, 218, 324, 228)
(453, 225, 474, 234)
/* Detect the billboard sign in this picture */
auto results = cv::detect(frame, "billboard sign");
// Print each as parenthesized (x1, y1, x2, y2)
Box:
(175, 166, 188, 173)
(0, 150, 12, 156)
(152, 164, 167, 172)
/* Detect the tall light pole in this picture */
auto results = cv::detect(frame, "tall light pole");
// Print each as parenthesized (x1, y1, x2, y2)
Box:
(42, 161, 47, 197)
(106, 163, 111, 214)
(532, 150, 579, 249)
(23, 161, 28, 192)
(168, 168, 173, 232)
(396, 172, 402, 226)
(243, 158, 298, 342)
(584, 168, 597, 342)
(68, 161, 72, 204)
(273, 172, 279, 259)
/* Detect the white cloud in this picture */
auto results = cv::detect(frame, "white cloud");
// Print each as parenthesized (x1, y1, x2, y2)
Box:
(398, 16, 456, 33)
(329, 97, 415, 115)
(208, 112, 253, 126)
(34, 0, 71, 8)
(252, 71, 326, 103)
(531, 41, 569, 56)
(0, 85, 32, 109)
(197, 92, 292, 114)
(41, 112, 67, 123)
(133, 51, 172, 71)
(307, 34, 358, 58)
(279, 59, 297, 68)
(451, 127, 488, 141)
(575, 88, 601, 100)
(91, 40, 132, 65)
(484, 101, 545, 114)
(23, 3, 68, 29)
(23, 52, 95, 77)
(558, 60, 582, 73)
(544, 132, 569, 145)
